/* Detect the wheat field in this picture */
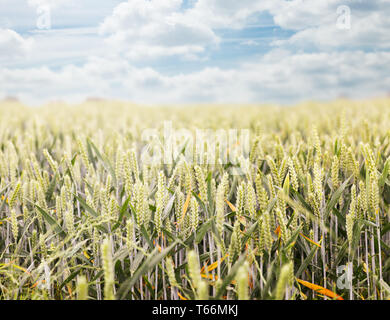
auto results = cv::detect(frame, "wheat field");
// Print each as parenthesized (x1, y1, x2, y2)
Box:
(1, 98, 390, 300)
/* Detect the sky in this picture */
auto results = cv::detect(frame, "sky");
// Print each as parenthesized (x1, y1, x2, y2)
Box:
(0, 0, 389, 105)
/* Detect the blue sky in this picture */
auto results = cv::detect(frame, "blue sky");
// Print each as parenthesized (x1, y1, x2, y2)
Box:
(0, 0, 389, 105)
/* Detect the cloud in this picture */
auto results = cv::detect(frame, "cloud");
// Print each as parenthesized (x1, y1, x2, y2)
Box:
(240, 40, 260, 46)
(162, 49, 390, 103)
(1, 0, 390, 105)
(269, 0, 341, 30)
(27, 0, 70, 8)
(2, 50, 389, 105)
(100, 0, 390, 56)
(100, 0, 219, 60)
(270, 0, 390, 50)
(185, 0, 278, 29)
(0, 29, 33, 61)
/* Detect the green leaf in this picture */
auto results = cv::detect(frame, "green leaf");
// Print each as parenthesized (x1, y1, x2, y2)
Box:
(296, 245, 319, 277)
(32, 203, 67, 239)
(59, 268, 82, 290)
(45, 172, 57, 202)
(163, 193, 176, 220)
(112, 195, 131, 231)
(74, 193, 99, 218)
(379, 157, 390, 188)
(381, 223, 390, 236)
(282, 226, 302, 253)
(334, 240, 349, 267)
(215, 253, 246, 299)
(87, 138, 117, 185)
(350, 220, 363, 260)
(324, 175, 352, 220)
(195, 219, 212, 244)
(261, 260, 276, 299)
(74, 193, 109, 233)
(140, 225, 154, 248)
(191, 191, 208, 214)
(117, 240, 179, 299)
(206, 172, 214, 213)
(241, 220, 259, 245)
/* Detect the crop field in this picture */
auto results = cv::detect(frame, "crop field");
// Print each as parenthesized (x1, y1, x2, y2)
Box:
(1, 98, 390, 300)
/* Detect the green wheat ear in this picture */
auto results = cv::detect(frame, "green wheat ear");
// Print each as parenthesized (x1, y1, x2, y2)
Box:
(236, 261, 249, 300)
(76, 275, 89, 300)
(187, 250, 201, 290)
(101, 238, 115, 300)
(1, 99, 390, 300)
(275, 262, 293, 300)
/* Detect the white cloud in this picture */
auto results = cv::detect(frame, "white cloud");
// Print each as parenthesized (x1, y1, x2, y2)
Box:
(0, 29, 33, 61)
(275, 18, 390, 50)
(2, 27, 109, 71)
(100, 0, 219, 60)
(2, 50, 389, 105)
(270, 0, 390, 50)
(269, 0, 341, 30)
(27, 0, 71, 8)
(162, 50, 390, 103)
(0, 0, 124, 32)
(185, 0, 278, 29)
(240, 40, 260, 46)
(100, 0, 390, 56)
(1, 0, 390, 104)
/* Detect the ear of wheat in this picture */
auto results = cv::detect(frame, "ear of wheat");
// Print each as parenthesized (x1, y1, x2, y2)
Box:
(0, 99, 390, 300)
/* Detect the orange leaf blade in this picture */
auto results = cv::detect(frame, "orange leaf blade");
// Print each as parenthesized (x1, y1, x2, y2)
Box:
(296, 279, 344, 300)
(178, 191, 191, 225)
(300, 233, 322, 248)
(225, 199, 236, 212)
(177, 291, 188, 300)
